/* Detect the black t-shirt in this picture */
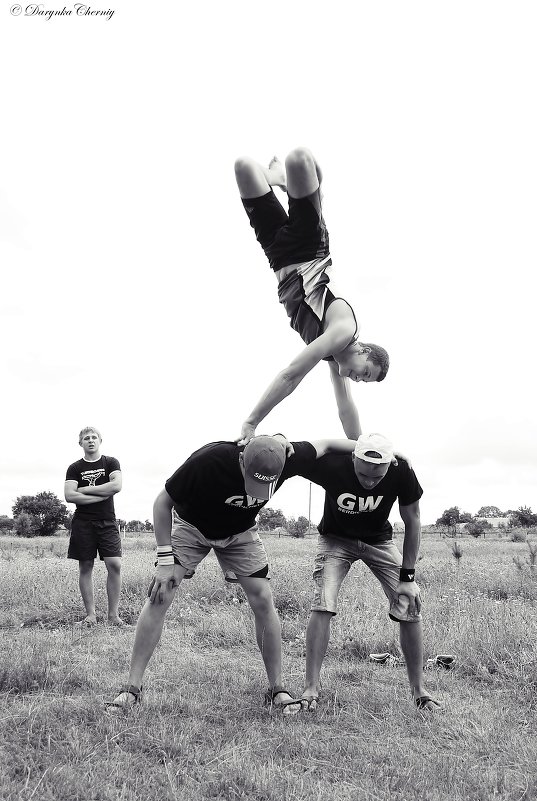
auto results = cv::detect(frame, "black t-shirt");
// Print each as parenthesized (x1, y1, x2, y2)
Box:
(65, 455, 121, 521)
(287, 444, 423, 542)
(164, 441, 311, 539)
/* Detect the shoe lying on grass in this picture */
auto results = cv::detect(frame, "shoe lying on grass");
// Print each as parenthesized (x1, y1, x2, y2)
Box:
(105, 684, 142, 712)
(369, 652, 404, 666)
(426, 654, 456, 670)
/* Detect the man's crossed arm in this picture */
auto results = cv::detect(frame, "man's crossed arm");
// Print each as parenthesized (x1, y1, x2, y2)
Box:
(64, 471, 122, 505)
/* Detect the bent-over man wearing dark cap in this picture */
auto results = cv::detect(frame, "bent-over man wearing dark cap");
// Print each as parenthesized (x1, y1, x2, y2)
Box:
(107, 434, 355, 714)
(289, 433, 441, 712)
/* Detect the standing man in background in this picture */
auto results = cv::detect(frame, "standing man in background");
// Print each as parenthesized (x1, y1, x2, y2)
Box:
(64, 426, 125, 627)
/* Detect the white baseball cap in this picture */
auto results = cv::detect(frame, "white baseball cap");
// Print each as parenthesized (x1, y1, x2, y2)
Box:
(353, 433, 394, 464)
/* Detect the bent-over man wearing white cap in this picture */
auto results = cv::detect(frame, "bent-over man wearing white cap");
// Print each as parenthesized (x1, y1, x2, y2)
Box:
(290, 433, 440, 712)
(107, 434, 355, 714)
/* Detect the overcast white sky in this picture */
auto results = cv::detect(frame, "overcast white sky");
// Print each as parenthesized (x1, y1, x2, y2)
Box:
(1, 1, 535, 526)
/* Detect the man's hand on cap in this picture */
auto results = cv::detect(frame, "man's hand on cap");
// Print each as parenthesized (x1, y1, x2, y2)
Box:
(236, 422, 256, 447)
(392, 451, 412, 469)
(272, 434, 294, 457)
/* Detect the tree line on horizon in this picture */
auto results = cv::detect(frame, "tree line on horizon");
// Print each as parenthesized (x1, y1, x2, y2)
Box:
(1, 494, 536, 539)
(0, 493, 313, 538)
(434, 504, 537, 537)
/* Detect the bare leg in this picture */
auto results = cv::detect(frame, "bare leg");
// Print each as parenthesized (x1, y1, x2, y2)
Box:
(103, 556, 123, 624)
(78, 560, 97, 624)
(301, 610, 332, 710)
(234, 156, 287, 198)
(107, 566, 186, 708)
(399, 621, 440, 711)
(285, 147, 322, 199)
(238, 576, 301, 714)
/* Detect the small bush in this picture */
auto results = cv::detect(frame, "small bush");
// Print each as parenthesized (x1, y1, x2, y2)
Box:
(451, 541, 463, 561)
(13, 513, 38, 538)
(511, 528, 527, 543)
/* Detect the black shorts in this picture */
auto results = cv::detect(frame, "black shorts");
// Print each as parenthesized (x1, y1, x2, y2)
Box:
(242, 188, 330, 271)
(68, 518, 122, 561)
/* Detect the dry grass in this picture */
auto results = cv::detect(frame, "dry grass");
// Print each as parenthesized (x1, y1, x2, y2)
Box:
(0, 532, 536, 800)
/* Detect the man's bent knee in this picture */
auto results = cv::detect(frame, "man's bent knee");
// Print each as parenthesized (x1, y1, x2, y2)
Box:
(234, 156, 257, 179)
(239, 578, 275, 612)
(285, 147, 315, 172)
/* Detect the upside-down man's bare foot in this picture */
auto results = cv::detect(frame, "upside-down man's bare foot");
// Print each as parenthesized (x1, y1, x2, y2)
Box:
(267, 156, 287, 191)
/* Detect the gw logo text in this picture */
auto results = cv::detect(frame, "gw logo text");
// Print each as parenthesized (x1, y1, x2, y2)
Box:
(225, 495, 264, 508)
(337, 494, 383, 513)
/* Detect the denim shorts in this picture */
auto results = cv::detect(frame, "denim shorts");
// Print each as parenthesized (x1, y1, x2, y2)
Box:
(171, 512, 269, 583)
(311, 534, 421, 622)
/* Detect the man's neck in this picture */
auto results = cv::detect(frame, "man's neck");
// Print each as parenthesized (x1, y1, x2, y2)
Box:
(82, 451, 102, 463)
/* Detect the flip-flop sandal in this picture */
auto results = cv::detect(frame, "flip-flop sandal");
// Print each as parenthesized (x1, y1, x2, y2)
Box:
(264, 687, 301, 713)
(105, 684, 143, 710)
(415, 695, 442, 710)
(300, 694, 320, 711)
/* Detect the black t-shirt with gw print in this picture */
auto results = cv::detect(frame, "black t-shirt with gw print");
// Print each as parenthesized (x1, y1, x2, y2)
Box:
(66, 455, 121, 521)
(164, 441, 311, 540)
(287, 444, 423, 542)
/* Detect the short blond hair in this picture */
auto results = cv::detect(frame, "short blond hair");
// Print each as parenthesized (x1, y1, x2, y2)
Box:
(78, 426, 102, 445)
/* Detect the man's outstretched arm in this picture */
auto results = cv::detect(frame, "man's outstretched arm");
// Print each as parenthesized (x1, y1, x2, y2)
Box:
(238, 325, 352, 444)
(328, 361, 362, 439)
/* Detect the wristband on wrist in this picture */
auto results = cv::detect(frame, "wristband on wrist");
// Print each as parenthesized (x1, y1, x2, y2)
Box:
(399, 568, 415, 583)
(156, 545, 174, 567)
(156, 555, 174, 566)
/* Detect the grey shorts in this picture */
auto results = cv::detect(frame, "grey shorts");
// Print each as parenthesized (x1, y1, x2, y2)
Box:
(171, 513, 269, 583)
(311, 534, 422, 622)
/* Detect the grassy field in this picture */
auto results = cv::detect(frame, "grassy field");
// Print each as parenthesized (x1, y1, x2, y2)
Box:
(0, 531, 536, 801)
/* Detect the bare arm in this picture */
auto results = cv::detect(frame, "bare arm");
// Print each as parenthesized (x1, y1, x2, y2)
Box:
(76, 471, 123, 497)
(328, 361, 362, 439)
(396, 500, 422, 616)
(238, 324, 352, 444)
(64, 480, 105, 506)
(399, 500, 421, 569)
(153, 489, 175, 547)
(147, 489, 178, 604)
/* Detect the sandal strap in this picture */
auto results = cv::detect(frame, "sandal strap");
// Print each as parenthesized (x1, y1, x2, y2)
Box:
(415, 695, 441, 708)
(119, 684, 142, 699)
(266, 686, 292, 701)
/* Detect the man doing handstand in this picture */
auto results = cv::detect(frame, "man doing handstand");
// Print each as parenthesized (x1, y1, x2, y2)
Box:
(235, 148, 389, 445)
